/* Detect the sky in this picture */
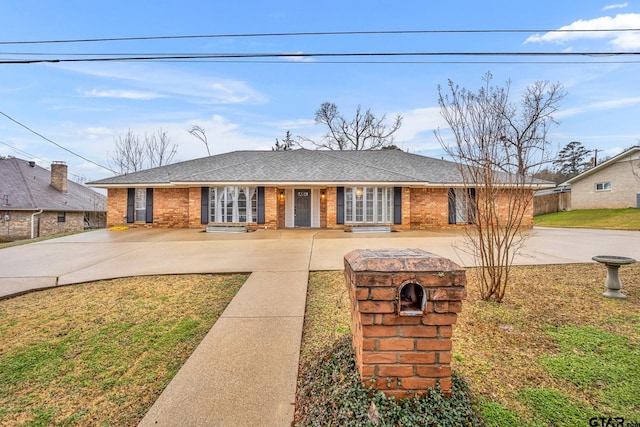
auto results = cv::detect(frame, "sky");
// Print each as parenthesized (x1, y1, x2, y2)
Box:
(0, 1, 639, 182)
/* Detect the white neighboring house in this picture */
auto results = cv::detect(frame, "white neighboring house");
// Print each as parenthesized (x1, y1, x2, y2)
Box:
(564, 146, 640, 210)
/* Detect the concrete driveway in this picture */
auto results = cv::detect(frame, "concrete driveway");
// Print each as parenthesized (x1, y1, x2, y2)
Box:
(1, 226, 640, 298)
(2, 226, 640, 426)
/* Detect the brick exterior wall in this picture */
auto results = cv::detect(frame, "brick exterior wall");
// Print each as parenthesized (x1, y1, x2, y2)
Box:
(106, 185, 535, 230)
(320, 190, 328, 228)
(1, 210, 85, 241)
(326, 187, 340, 230)
(263, 187, 279, 229)
(344, 248, 466, 399)
(188, 187, 204, 229)
(571, 157, 640, 209)
(152, 188, 190, 228)
(409, 188, 450, 229)
(107, 188, 128, 227)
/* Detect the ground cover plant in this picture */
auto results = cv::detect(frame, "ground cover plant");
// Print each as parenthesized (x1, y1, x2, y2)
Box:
(534, 208, 640, 230)
(296, 264, 640, 426)
(0, 274, 247, 426)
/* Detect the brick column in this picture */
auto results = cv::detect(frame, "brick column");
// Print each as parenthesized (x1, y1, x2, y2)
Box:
(344, 248, 466, 399)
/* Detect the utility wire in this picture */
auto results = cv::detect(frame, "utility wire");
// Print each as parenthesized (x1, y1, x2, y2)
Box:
(0, 111, 116, 174)
(0, 28, 638, 45)
(0, 51, 639, 64)
(0, 139, 48, 163)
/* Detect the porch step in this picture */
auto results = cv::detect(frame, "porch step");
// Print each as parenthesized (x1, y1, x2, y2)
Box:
(206, 224, 248, 233)
(351, 226, 392, 233)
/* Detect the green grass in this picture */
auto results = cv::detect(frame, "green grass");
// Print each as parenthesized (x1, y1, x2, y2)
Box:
(540, 325, 640, 417)
(534, 208, 640, 230)
(296, 265, 640, 426)
(0, 230, 87, 249)
(0, 274, 247, 426)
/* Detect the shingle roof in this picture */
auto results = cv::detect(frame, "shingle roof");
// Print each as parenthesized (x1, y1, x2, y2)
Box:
(0, 157, 107, 212)
(87, 149, 553, 188)
(87, 149, 463, 186)
(564, 145, 640, 185)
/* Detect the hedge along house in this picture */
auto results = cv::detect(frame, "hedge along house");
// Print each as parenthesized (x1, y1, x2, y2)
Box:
(87, 149, 552, 231)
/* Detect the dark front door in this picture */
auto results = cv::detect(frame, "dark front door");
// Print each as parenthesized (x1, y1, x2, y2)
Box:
(295, 189, 311, 227)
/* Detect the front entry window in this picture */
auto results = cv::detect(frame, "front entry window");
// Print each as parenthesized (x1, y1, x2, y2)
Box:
(135, 188, 146, 222)
(210, 186, 257, 223)
(344, 187, 393, 224)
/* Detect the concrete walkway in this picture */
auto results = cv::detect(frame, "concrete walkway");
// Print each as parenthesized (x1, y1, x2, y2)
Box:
(1, 227, 640, 425)
(138, 271, 309, 426)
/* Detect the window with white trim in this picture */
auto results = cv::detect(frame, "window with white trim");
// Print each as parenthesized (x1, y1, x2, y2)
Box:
(595, 182, 611, 191)
(344, 187, 393, 224)
(210, 186, 257, 223)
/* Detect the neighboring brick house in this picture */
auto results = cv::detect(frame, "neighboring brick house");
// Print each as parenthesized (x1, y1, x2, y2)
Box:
(0, 157, 107, 241)
(87, 149, 551, 231)
(565, 146, 640, 210)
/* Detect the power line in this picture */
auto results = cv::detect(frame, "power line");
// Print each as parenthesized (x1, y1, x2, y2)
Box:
(0, 28, 638, 45)
(0, 51, 639, 64)
(0, 111, 116, 174)
(0, 139, 48, 162)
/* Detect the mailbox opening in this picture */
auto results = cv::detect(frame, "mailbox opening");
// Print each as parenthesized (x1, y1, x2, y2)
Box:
(399, 282, 426, 316)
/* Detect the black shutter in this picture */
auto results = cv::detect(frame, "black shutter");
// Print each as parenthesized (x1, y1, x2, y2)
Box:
(467, 188, 476, 224)
(145, 188, 154, 223)
(126, 188, 135, 223)
(201, 187, 209, 224)
(393, 187, 402, 225)
(257, 187, 265, 224)
(448, 188, 456, 224)
(336, 187, 344, 225)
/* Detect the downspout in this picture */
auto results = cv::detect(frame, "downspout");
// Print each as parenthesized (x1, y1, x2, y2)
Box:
(31, 210, 43, 239)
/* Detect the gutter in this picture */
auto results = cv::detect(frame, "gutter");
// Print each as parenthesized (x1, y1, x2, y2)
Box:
(31, 210, 43, 239)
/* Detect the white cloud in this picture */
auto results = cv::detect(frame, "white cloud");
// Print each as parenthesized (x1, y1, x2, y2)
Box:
(80, 89, 163, 100)
(85, 127, 114, 139)
(282, 52, 317, 63)
(59, 63, 268, 105)
(603, 2, 628, 11)
(395, 107, 448, 146)
(555, 96, 640, 118)
(525, 13, 640, 49)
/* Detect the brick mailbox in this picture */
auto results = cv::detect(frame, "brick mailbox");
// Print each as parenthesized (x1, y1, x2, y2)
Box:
(344, 248, 466, 399)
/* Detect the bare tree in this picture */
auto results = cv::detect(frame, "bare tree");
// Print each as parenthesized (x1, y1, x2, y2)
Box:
(109, 129, 146, 174)
(188, 125, 211, 156)
(304, 102, 402, 150)
(435, 72, 565, 302)
(109, 128, 177, 175)
(145, 128, 177, 168)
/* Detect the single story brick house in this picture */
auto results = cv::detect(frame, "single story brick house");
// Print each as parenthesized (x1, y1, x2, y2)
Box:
(88, 149, 551, 231)
(563, 145, 640, 210)
(1, 157, 107, 241)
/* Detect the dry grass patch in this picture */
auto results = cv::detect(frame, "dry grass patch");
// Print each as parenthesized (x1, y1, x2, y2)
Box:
(300, 263, 640, 425)
(0, 274, 247, 426)
(455, 263, 640, 423)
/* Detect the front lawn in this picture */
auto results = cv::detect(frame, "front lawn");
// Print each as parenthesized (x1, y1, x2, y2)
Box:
(296, 264, 640, 426)
(534, 208, 640, 230)
(0, 274, 247, 426)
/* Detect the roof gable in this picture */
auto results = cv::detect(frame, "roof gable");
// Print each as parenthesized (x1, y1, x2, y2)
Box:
(565, 146, 640, 184)
(0, 158, 107, 211)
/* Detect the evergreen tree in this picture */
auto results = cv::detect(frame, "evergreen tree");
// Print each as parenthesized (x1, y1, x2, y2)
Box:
(553, 141, 592, 178)
(272, 130, 295, 151)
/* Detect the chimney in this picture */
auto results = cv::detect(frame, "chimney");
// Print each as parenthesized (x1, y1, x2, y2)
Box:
(51, 161, 68, 193)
